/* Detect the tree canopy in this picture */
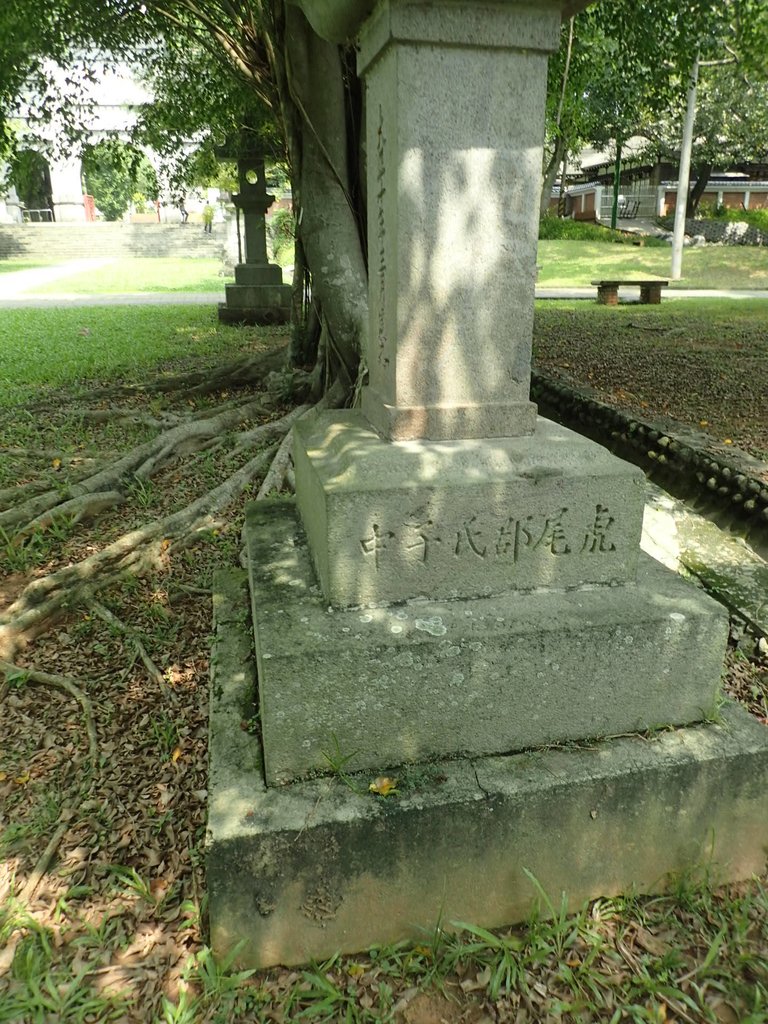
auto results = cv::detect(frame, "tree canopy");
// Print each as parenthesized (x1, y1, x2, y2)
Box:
(543, 0, 768, 216)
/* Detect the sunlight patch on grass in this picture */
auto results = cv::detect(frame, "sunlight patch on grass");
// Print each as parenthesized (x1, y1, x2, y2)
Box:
(537, 240, 768, 290)
(0, 306, 262, 408)
(32, 257, 232, 295)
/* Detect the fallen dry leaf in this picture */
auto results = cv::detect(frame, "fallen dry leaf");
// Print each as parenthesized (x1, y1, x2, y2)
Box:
(368, 775, 398, 797)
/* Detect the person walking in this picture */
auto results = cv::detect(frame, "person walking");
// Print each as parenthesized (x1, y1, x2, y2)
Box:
(202, 204, 214, 233)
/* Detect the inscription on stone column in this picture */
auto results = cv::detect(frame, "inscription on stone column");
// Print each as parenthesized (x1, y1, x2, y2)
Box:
(455, 516, 487, 558)
(358, 506, 618, 569)
(404, 518, 442, 563)
(375, 105, 388, 367)
(360, 524, 395, 568)
(581, 504, 617, 553)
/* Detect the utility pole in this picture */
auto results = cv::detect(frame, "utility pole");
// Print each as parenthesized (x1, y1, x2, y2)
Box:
(610, 142, 622, 229)
(671, 54, 700, 280)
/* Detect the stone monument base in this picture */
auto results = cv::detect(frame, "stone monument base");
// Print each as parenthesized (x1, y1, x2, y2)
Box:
(218, 262, 291, 325)
(208, 570, 768, 970)
(244, 500, 728, 786)
(293, 412, 649, 608)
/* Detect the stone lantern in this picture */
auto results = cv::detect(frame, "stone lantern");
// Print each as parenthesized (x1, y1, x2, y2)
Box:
(218, 153, 292, 325)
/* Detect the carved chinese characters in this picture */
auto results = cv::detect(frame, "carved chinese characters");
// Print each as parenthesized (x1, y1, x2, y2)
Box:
(361, 505, 618, 573)
(293, 413, 646, 608)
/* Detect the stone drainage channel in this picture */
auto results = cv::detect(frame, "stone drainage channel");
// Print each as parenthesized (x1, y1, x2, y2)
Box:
(532, 369, 768, 653)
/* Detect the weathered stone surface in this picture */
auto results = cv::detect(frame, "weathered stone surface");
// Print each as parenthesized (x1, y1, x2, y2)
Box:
(358, 1, 560, 440)
(218, 283, 292, 325)
(208, 571, 768, 969)
(232, 263, 285, 287)
(223, 283, 291, 308)
(642, 483, 768, 636)
(288, 0, 594, 46)
(245, 500, 727, 785)
(294, 410, 646, 607)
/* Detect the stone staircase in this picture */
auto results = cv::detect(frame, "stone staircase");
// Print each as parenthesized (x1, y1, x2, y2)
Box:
(0, 223, 228, 261)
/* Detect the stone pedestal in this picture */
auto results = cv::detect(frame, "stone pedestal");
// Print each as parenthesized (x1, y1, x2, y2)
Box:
(245, 500, 727, 787)
(293, 411, 646, 607)
(208, 570, 768, 969)
(217, 155, 291, 325)
(207, 0, 768, 969)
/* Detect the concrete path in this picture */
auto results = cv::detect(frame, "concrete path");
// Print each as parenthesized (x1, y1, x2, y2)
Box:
(0, 257, 766, 305)
(1, 285, 767, 308)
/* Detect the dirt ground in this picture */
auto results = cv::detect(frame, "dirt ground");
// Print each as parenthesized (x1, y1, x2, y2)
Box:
(533, 303, 768, 463)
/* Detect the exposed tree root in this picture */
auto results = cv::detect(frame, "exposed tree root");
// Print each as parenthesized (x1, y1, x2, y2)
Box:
(257, 425, 297, 499)
(0, 394, 274, 536)
(0, 446, 102, 461)
(18, 820, 71, 903)
(0, 660, 99, 766)
(87, 598, 177, 704)
(0, 363, 345, 662)
(19, 491, 125, 537)
(78, 409, 185, 428)
(27, 341, 291, 410)
(0, 444, 278, 660)
(0, 460, 113, 514)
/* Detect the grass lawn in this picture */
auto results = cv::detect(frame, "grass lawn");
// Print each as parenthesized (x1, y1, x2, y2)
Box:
(0, 305, 259, 410)
(28, 256, 232, 295)
(1, 303, 767, 1022)
(537, 240, 768, 290)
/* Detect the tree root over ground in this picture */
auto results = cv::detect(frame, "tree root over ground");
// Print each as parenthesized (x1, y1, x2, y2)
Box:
(25, 340, 293, 410)
(0, 660, 98, 765)
(0, 356, 331, 659)
(0, 444, 278, 660)
(0, 393, 279, 535)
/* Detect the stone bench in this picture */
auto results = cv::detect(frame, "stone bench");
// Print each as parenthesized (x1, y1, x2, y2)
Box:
(592, 278, 669, 305)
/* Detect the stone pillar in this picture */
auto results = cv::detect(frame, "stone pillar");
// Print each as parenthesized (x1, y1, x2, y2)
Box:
(0, 172, 22, 223)
(49, 156, 86, 222)
(218, 155, 292, 325)
(360, 2, 549, 441)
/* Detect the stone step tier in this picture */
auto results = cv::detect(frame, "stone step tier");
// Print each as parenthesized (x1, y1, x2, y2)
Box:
(0, 223, 227, 261)
(245, 481, 728, 786)
(208, 567, 768, 968)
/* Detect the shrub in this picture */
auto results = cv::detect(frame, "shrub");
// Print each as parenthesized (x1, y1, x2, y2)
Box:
(722, 206, 768, 233)
(269, 208, 295, 246)
(677, 204, 768, 233)
(539, 214, 667, 246)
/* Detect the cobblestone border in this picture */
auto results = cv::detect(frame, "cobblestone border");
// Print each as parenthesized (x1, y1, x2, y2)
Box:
(531, 369, 768, 543)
